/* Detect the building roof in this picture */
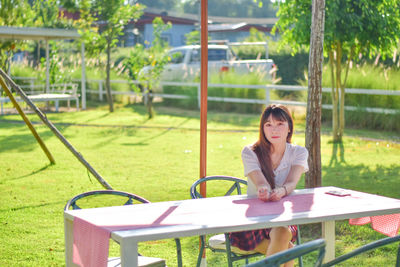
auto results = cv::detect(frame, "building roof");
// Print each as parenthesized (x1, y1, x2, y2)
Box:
(208, 22, 271, 32)
(0, 26, 80, 40)
(143, 7, 277, 27)
(133, 11, 197, 26)
(208, 23, 247, 31)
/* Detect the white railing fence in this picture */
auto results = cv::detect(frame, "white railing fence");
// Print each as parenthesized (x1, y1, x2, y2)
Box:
(8, 76, 400, 115)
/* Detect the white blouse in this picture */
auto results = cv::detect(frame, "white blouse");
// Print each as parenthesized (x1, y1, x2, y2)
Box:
(241, 143, 309, 196)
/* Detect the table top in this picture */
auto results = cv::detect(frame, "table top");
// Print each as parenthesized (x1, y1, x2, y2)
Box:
(64, 186, 400, 244)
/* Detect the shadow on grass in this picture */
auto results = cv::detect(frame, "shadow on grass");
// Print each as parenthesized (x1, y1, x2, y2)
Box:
(0, 122, 57, 152)
(123, 117, 192, 146)
(328, 141, 346, 166)
(126, 102, 260, 128)
(0, 200, 66, 212)
(323, 162, 400, 199)
(2, 164, 52, 182)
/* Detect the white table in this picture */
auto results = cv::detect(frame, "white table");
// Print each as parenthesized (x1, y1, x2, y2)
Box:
(64, 186, 400, 267)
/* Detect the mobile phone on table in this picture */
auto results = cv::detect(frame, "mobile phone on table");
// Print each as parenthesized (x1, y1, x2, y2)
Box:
(325, 190, 351, 197)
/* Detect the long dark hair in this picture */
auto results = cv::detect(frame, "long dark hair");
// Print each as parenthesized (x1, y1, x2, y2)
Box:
(252, 104, 294, 189)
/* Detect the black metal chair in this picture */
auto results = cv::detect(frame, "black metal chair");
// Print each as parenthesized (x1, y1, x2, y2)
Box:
(65, 190, 169, 267)
(245, 239, 326, 267)
(189, 176, 303, 267)
(322, 234, 400, 267)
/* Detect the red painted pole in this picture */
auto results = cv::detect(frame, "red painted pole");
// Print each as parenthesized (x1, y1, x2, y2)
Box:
(199, 0, 208, 264)
(200, 0, 208, 198)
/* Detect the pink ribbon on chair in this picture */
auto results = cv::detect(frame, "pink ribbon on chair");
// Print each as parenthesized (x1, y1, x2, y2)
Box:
(349, 214, 400, 237)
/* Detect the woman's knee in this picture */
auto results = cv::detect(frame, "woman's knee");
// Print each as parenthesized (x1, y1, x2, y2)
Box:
(270, 227, 292, 242)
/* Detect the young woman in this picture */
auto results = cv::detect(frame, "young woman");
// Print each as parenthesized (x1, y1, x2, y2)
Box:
(229, 104, 309, 267)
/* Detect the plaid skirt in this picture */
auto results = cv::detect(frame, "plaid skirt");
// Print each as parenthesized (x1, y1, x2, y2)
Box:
(228, 225, 298, 251)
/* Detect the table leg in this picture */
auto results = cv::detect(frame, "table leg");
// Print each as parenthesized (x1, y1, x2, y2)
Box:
(120, 239, 138, 267)
(200, 257, 207, 267)
(322, 220, 335, 262)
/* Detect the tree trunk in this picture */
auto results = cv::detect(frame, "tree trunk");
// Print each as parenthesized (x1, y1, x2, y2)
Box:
(329, 51, 339, 143)
(305, 0, 325, 189)
(339, 85, 345, 140)
(147, 89, 154, 119)
(338, 47, 354, 142)
(335, 44, 343, 142)
(106, 40, 114, 112)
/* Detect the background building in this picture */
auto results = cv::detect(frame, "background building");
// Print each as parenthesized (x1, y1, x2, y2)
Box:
(125, 8, 278, 47)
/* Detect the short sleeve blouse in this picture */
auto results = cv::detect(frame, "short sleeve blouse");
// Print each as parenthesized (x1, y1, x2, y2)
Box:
(242, 143, 309, 196)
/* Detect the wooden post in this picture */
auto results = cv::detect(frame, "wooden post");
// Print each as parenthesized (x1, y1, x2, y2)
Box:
(0, 76, 56, 164)
(0, 68, 113, 190)
(305, 0, 325, 188)
(199, 0, 208, 195)
(199, 0, 208, 265)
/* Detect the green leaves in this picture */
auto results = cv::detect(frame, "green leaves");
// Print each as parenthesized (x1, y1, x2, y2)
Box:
(275, 0, 400, 60)
(77, 0, 144, 56)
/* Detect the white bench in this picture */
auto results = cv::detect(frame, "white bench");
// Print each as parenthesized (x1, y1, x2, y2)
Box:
(0, 83, 80, 115)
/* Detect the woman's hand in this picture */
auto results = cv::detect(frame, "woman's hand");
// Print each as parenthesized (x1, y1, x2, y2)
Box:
(257, 185, 270, 202)
(269, 187, 286, 201)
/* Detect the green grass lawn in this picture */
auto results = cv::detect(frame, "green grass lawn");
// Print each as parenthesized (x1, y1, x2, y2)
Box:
(0, 103, 399, 266)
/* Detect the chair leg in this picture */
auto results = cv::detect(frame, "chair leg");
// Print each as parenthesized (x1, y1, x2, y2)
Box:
(296, 226, 303, 267)
(396, 242, 400, 267)
(224, 233, 233, 267)
(196, 236, 206, 267)
(175, 238, 182, 267)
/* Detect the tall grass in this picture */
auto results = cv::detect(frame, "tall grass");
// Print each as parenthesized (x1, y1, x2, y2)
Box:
(320, 63, 400, 131)
(322, 64, 400, 108)
(208, 70, 270, 113)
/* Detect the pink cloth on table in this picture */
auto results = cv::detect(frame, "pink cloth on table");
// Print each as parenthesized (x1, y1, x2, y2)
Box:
(349, 214, 400, 237)
(73, 217, 110, 267)
(72, 204, 180, 267)
(232, 193, 316, 217)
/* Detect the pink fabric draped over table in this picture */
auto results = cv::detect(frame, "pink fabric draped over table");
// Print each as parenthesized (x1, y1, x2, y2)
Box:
(349, 214, 400, 237)
(346, 191, 400, 237)
(71, 190, 400, 267)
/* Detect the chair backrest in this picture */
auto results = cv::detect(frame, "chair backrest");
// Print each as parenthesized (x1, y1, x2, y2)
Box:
(322, 234, 400, 267)
(190, 175, 247, 199)
(64, 190, 150, 211)
(246, 239, 326, 267)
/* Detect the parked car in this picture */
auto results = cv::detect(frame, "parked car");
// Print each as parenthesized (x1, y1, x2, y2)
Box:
(139, 44, 275, 82)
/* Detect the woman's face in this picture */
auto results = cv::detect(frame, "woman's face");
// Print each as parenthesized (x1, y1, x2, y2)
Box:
(263, 115, 289, 145)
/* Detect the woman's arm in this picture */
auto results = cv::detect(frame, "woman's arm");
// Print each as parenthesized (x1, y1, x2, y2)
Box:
(247, 170, 272, 201)
(269, 165, 305, 201)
